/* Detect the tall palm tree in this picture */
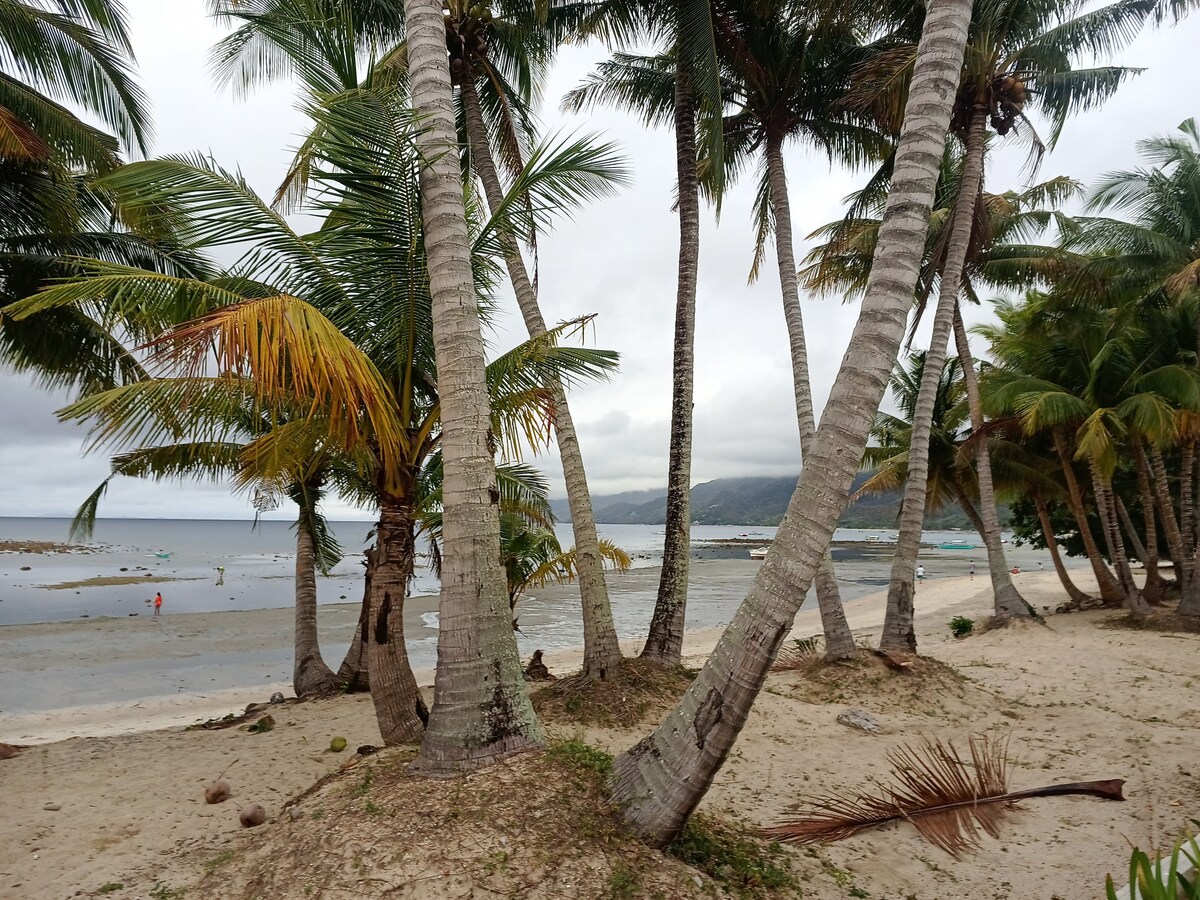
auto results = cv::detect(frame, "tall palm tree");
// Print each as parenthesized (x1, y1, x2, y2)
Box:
(1066, 118, 1200, 615)
(607, 0, 974, 844)
(700, 0, 890, 659)
(844, 0, 1193, 625)
(210, 0, 632, 682)
(806, 168, 1078, 641)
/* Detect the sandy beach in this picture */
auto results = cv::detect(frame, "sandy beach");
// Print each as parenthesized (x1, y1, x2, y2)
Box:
(2, 565, 1196, 899)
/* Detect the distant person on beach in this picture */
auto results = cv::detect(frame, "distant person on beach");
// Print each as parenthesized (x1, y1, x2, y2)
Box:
(1038, 561, 1045, 572)
(216, 566, 225, 586)
(969, 561, 976, 580)
(916, 564, 926, 588)
(154, 592, 163, 616)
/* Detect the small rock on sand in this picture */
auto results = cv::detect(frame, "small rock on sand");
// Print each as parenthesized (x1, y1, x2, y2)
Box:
(205, 781, 232, 804)
(836, 709, 882, 734)
(43, 802, 62, 811)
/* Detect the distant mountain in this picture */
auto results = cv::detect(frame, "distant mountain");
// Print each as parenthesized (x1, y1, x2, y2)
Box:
(552, 474, 1003, 529)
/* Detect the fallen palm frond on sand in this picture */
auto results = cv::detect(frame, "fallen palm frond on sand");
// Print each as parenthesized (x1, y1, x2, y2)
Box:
(762, 734, 1125, 856)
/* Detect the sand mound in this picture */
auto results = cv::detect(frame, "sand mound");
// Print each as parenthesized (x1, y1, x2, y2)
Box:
(1102, 610, 1200, 635)
(197, 742, 797, 900)
(532, 658, 695, 728)
(768, 650, 995, 721)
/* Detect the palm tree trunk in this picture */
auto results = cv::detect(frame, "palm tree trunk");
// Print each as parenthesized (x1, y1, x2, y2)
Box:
(952, 304, 1032, 619)
(1132, 446, 1163, 603)
(292, 510, 339, 697)
(1054, 430, 1125, 603)
(1116, 496, 1148, 566)
(609, 0, 971, 845)
(1148, 443, 1185, 582)
(404, 0, 543, 770)
(369, 497, 428, 744)
(1116, 493, 1161, 603)
(1034, 496, 1091, 606)
(1180, 441, 1195, 587)
(878, 106, 991, 653)
(459, 77, 622, 680)
(764, 134, 854, 661)
(642, 69, 700, 667)
(337, 558, 372, 692)
(1088, 462, 1147, 613)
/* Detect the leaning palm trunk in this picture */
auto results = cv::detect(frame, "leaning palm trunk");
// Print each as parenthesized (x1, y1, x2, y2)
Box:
(1088, 463, 1147, 613)
(336, 563, 372, 692)
(1148, 443, 1185, 583)
(1180, 441, 1196, 588)
(292, 514, 340, 697)
(879, 106, 990, 653)
(765, 134, 854, 660)
(459, 77, 622, 680)
(609, 0, 972, 844)
(369, 497, 429, 744)
(642, 70, 701, 667)
(1034, 496, 1092, 606)
(1053, 430, 1125, 604)
(952, 305, 1032, 619)
(1113, 496, 1161, 602)
(405, 0, 543, 770)
(1132, 440, 1165, 601)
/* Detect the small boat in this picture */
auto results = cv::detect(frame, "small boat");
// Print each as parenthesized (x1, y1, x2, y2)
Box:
(154, 552, 172, 559)
(749, 546, 769, 560)
(865, 534, 881, 542)
(738, 532, 750, 537)
(938, 540, 975, 550)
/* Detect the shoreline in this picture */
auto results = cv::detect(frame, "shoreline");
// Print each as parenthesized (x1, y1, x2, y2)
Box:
(0, 565, 1014, 746)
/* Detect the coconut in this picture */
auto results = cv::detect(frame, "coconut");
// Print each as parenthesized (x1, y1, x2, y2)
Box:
(239, 803, 267, 828)
(330, 736, 348, 753)
(205, 780, 232, 804)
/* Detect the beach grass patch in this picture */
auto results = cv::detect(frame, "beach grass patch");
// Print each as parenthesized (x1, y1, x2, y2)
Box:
(668, 814, 800, 899)
(532, 658, 695, 728)
(949, 616, 975, 637)
(1103, 611, 1200, 635)
(97, 884, 124, 894)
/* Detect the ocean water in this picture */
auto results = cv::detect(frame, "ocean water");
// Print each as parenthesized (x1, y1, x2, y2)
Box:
(0, 517, 1029, 627)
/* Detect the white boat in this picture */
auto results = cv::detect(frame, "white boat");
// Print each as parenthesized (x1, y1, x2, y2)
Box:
(749, 546, 769, 560)
(865, 534, 881, 542)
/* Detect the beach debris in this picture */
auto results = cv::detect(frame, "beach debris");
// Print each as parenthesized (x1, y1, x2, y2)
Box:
(0, 743, 22, 760)
(247, 715, 275, 734)
(43, 802, 62, 811)
(356, 745, 380, 757)
(205, 781, 232, 804)
(239, 803, 266, 828)
(761, 734, 1125, 857)
(329, 737, 348, 753)
(19, 565, 31, 571)
(269, 691, 286, 704)
(836, 709, 882, 734)
(871, 648, 913, 672)
(523, 649, 557, 682)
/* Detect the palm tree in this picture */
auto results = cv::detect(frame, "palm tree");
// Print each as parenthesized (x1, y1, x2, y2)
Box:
(843, 0, 1192, 625)
(0, 0, 149, 170)
(561, 0, 732, 667)
(807, 167, 1078, 641)
(607, 0, 973, 844)
(1066, 119, 1200, 615)
(209, 0, 632, 682)
(700, 0, 890, 660)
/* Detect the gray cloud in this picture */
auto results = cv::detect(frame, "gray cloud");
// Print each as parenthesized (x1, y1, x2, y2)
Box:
(1, 6, 1196, 516)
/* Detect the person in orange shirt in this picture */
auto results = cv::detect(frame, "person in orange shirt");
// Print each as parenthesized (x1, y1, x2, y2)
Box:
(154, 592, 163, 616)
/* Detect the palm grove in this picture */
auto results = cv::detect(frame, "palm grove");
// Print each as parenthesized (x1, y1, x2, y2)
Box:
(1, 0, 1197, 846)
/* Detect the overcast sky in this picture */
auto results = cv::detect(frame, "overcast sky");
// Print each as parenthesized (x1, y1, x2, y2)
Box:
(1, 3, 1197, 520)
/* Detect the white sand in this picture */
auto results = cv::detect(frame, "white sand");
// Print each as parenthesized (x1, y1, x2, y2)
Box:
(1, 569, 1196, 899)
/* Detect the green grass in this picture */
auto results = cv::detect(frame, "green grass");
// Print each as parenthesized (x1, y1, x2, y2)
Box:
(97, 885, 124, 895)
(149, 885, 185, 900)
(545, 737, 614, 779)
(203, 849, 235, 876)
(606, 862, 640, 899)
(668, 814, 800, 899)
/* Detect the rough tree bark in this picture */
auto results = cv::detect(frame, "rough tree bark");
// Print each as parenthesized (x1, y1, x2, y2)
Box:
(336, 554, 373, 692)
(765, 133, 855, 660)
(879, 104, 990, 653)
(1131, 440, 1163, 602)
(642, 68, 701, 667)
(1148, 443, 1185, 583)
(952, 305, 1033, 619)
(292, 511, 340, 697)
(608, 0, 972, 844)
(459, 76, 622, 679)
(369, 497, 429, 744)
(405, 0, 544, 770)
(1088, 463, 1147, 613)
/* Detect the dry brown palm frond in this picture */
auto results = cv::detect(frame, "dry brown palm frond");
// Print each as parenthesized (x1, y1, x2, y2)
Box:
(761, 734, 1124, 857)
(770, 635, 824, 671)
